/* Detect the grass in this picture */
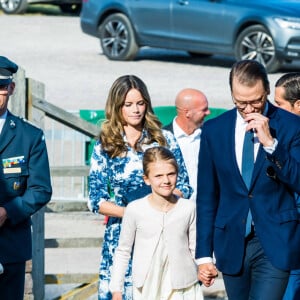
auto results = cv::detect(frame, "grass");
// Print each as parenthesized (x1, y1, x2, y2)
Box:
(0, 4, 80, 16)
(26, 4, 63, 15)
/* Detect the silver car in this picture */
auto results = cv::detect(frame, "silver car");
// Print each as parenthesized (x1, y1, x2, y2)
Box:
(80, 0, 300, 72)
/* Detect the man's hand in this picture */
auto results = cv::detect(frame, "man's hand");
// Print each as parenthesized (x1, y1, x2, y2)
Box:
(244, 113, 274, 147)
(0, 207, 7, 227)
(198, 262, 218, 287)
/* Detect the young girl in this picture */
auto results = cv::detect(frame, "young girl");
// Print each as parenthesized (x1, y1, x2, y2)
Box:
(109, 146, 203, 300)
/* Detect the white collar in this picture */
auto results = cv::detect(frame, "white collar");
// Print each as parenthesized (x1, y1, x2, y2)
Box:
(173, 118, 201, 139)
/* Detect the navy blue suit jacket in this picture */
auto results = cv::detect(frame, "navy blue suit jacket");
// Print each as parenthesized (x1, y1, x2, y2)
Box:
(196, 102, 300, 274)
(0, 111, 52, 264)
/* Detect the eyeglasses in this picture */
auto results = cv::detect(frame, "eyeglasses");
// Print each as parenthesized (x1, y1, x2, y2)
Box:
(233, 94, 266, 110)
(0, 85, 9, 91)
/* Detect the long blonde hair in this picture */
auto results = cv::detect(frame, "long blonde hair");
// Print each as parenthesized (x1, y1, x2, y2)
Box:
(100, 75, 167, 157)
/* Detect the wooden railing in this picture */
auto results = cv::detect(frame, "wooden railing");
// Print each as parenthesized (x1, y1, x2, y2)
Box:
(10, 69, 100, 300)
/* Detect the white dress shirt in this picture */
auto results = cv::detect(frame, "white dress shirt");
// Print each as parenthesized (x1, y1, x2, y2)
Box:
(173, 118, 201, 202)
(235, 111, 260, 171)
(0, 111, 7, 134)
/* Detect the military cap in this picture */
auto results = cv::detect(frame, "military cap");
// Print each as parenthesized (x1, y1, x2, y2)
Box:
(0, 56, 18, 85)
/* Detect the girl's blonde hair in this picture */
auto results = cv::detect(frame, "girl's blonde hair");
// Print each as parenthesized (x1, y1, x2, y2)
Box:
(143, 146, 178, 177)
(100, 75, 167, 157)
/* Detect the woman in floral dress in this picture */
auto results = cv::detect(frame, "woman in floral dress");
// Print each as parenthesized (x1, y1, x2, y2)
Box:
(88, 75, 192, 300)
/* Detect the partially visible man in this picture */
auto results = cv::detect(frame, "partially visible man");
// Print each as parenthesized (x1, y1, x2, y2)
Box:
(275, 72, 300, 300)
(196, 60, 300, 300)
(164, 88, 210, 202)
(275, 72, 300, 116)
(0, 56, 52, 299)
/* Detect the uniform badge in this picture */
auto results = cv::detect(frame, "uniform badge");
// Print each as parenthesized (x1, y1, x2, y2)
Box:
(9, 120, 16, 128)
(2, 156, 25, 168)
(13, 181, 21, 190)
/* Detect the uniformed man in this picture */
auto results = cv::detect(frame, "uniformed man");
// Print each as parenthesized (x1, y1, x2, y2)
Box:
(0, 56, 52, 299)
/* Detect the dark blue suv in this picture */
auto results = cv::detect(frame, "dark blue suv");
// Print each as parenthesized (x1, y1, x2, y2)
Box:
(80, 0, 300, 73)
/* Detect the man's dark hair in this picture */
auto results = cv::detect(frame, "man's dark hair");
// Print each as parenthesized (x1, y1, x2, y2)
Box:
(229, 60, 270, 93)
(275, 72, 300, 105)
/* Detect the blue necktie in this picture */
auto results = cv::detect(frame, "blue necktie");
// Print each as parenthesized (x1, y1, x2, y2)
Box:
(242, 130, 254, 236)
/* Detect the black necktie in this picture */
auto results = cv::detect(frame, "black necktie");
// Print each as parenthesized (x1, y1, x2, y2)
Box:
(242, 130, 254, 236)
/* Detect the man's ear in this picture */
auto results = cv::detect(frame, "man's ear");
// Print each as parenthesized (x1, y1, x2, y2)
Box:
(294, 99, 300, 116)
(8, 82, 15, 96)
(184, 108, 190, 118)
(143, 175, 151, 186)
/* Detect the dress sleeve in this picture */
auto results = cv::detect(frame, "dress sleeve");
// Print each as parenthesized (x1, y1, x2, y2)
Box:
(162, 129, 193, 198)
(88, 140, 111, 213)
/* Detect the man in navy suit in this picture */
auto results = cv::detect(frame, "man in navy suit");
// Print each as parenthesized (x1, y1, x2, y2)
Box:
(0, 56, 52, 299)
(196, 60, 300, 300)
(275, 72, 300, 300)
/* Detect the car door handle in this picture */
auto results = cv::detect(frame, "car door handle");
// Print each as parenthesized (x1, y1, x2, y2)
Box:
(178, 0, 189, 5)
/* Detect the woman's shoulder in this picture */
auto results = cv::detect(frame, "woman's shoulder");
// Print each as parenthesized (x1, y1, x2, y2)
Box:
(93, 139, 111, 156)
(91, 139, 106, 156)
(161, 129, 177, 145)
(161, 128, 175, 139)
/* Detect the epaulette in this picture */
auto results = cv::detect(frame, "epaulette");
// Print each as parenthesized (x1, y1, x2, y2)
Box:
(17, 116, 41, 130)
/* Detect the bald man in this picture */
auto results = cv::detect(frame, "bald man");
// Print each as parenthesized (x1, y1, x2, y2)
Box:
(164, 88, 210, 202)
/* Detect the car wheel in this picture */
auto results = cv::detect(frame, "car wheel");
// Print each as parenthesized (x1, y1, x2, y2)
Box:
(59, 4, 81, 14)
(0, 0, 28, 14)
(235, 24, 282, 73)
(99, 13, 139, 61)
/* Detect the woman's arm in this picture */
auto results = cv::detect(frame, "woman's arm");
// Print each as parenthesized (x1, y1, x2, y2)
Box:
(99, 201, 125, 217)
(88, 141, 120, 215)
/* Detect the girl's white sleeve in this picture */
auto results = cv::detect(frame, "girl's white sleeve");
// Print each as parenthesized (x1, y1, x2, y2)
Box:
(109, 203, 137, 292)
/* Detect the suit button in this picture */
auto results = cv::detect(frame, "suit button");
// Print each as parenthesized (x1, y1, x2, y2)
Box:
(248, 194, 253, 198)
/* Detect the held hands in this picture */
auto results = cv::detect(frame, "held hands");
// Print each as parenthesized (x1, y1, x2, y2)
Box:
(198, 262, 218, 287)
(244, 113, 274, 147)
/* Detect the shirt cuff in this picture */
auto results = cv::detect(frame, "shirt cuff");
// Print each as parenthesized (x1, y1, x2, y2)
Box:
(263, 138, 278, 154)
(195, 257, 214, 266)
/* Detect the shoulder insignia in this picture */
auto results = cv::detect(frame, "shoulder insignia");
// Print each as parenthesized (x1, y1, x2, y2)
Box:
(18, 116, 41, 129)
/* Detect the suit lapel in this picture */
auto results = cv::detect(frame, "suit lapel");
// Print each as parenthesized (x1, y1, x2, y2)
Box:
(0, 113, 17, 153)
(225, 109, 243, 181)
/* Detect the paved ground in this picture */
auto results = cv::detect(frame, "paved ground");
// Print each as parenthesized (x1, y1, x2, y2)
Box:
(44, 211, 227, 300)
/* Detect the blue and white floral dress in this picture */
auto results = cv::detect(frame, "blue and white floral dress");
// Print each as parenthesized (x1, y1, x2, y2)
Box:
(88, 129, 192, 300)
